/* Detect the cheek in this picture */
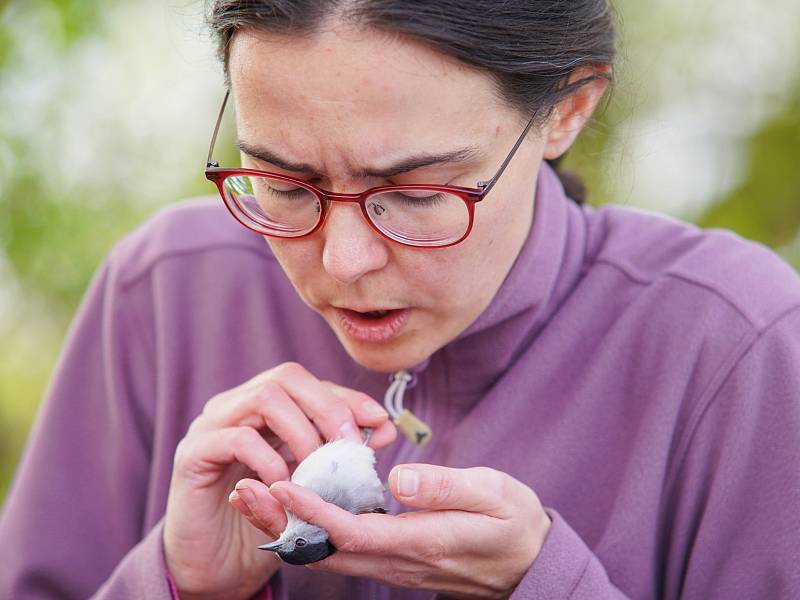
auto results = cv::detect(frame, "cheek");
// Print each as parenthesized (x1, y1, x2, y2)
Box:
(265, 238, 321, 286)
(449, 194, 533, 296)
(479, 185, 535, 256)
(402, 247, 484, 314)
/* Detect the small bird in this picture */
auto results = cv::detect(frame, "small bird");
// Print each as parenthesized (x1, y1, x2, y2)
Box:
(258, 434, 385, 565)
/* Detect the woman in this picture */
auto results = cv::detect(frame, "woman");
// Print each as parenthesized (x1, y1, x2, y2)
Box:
(1, 1, 799, 599)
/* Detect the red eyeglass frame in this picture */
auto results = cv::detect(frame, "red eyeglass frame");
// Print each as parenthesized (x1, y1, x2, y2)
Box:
(204, 89, 537, 248)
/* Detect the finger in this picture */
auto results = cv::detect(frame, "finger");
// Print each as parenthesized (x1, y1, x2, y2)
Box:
(321, 381, 393, 429)
(269, 481, 398, 555)
(388, 465, 526, 519)
(364, 419, 397, 449)
(305, 510, 454, 576)
(305, 552, 385, 579)
(303, 550, 442, 593)
(229, 478, 288, 538)
(323, 382, 397, 449)
(201, 380, 323, 461)
(176, 426, 290, 485)
(265, 363, 364, 442)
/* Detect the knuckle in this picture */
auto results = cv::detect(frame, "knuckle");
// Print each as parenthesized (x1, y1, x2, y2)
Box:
(431, 471, 456, 506)
(489, 469, 511, 498)
(254, 379, 282, 403)
(472, 465, 498, 480)
(232, 426, 260, 450)
(393, 561, 425, 589)
(341, 388, 370, 404)
(337, 529, 372, 554)
(497, 478, 515, 506)
(354, 393, 380, 412)
(485, 572, 514, 597)
(475, 466, 505, 491)
(497, 471, 528, 508)
(419, 539, 447, 565)
(327, 401, 353, 423)
(316, 400, 353, 432)
(271, 361, 306, 381)
(186, 415, 204, 436)
(172, 437, 195, 470)
(201, 392, 225, 415)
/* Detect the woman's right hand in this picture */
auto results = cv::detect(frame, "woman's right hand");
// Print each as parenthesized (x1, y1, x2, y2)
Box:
(162, 362, 396, 600)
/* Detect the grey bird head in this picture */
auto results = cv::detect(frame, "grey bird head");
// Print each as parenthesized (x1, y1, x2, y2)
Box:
(258, 515, 336, 565)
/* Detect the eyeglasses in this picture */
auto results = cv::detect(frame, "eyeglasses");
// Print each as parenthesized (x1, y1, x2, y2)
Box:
(204, 90, 536, 248)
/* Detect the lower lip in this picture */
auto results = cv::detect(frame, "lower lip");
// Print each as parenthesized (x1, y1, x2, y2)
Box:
(334, 308, 410, 343)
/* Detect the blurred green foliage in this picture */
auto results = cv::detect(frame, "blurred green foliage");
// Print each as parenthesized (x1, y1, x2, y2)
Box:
(0, 0, 102, 68)
(696, 81, 800, 252)
(1, 0, 799, 504)
(1, 183, 146, 308)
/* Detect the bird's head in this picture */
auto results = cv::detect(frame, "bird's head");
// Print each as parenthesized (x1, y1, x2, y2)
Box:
(258, 516, 336, 565)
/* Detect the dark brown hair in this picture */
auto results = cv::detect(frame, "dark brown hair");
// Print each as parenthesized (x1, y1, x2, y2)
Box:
(206, 1, 616, 203)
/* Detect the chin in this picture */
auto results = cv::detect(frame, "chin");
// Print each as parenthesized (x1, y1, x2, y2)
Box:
(341, 339, 431, 374)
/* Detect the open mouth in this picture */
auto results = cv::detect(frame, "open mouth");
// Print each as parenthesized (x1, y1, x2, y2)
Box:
(361, 310, 392, 319)
(334, 307, 410, 342)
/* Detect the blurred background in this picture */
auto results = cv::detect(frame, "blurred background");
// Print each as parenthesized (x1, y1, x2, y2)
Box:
(1, 0, 799, 500)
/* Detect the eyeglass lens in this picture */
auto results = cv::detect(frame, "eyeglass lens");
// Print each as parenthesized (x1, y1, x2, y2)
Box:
(222, 175, 470, 246)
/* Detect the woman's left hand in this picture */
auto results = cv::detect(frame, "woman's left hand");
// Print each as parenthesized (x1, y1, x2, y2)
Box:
(235, 464, 552, 599)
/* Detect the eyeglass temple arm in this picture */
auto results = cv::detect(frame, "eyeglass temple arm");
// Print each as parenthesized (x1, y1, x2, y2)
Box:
(206, 89, 231, 168)
(476, 113, 538, 195)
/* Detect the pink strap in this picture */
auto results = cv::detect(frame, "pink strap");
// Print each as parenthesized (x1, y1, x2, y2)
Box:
(256, 583, 274, 600)
(164, 568, 180, 600)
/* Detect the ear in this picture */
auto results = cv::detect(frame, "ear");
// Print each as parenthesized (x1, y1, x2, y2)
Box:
(543, 66, 611, 160)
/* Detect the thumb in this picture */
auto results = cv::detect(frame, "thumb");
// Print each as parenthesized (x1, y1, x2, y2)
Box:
(388, 464, 517, 519)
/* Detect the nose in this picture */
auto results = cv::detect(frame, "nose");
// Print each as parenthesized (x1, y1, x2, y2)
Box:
(321, 201, 390, 284)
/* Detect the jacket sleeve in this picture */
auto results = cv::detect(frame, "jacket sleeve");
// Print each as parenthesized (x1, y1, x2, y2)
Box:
(660, 305, 800, 599)
(507, 510, 629, 600)
(0, 250, 172, 599)
(507, 306, 800, 600)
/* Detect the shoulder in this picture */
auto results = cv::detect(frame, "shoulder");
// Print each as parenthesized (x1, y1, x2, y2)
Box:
(107, 197, 277, 288)
(584, 204, 800, 330)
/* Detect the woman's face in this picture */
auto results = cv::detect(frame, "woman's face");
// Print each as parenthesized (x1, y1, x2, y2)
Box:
(228, 26, 548, 373)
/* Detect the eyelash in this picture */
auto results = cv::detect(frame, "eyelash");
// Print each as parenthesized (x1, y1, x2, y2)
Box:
(267, 187, 308, 199)
(390, 192, 449, 206)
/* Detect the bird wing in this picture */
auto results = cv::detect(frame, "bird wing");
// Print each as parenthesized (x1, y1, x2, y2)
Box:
(292, 439, 385, 514)
(310, 473, 385, 514)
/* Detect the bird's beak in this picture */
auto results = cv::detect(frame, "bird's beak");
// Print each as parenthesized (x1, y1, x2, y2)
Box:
(258, 540, 283, 553)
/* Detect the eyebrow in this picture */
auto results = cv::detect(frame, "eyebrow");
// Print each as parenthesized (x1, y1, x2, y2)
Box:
(236, 140, 482, 178)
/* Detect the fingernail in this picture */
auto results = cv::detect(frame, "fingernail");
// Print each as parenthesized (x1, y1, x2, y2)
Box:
(339, 421, 360, 439)
(229, 489, 253, 517)
(269, 483, 290, 505)
(234, 482, 256, 510)
(364, 402, 389, 419)
(397, 468, 419, 498)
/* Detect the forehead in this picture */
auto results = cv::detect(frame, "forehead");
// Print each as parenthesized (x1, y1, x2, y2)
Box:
(227, 27, 512, 162)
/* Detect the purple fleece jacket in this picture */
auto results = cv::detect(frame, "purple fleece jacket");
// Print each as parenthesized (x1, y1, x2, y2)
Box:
(1, 163, 799, 599)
